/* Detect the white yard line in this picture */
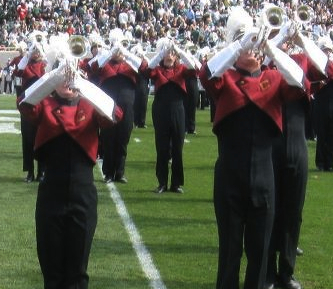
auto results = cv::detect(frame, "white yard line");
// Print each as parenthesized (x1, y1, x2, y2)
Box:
(0, 110, 20, 114)
(0, 110, 21, 134)
(0, 116, 21, 122)
(97, 161, 167, 289)
(0, 123, 20, 134)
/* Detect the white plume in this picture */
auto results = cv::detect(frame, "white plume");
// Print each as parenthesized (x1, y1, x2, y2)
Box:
(109, 28, 125, 45)
(226, 6, 254, 44)
(155, 37, 173, 53)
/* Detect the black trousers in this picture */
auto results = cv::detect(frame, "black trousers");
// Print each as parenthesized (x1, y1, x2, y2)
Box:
(20, 116, 43, 175)
(101, 102, 133, 179)
(268, 101, 308, 281)
(214, 104, 276, 289)
(184, 77, 199, 133)
(134, 75, 149, 127)
(152, 100, 185, 187)
(314, 89, 333, 170)
(35, 137, 97, 289)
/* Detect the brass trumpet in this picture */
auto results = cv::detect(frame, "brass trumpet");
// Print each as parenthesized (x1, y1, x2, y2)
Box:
(295, 5, 314, 24)
(255, 5, 285, 54)
(65, 35, 90, 85)
(261, 5, 285, 31)
(120, 39, 130, 49)
(67, 35, 90, 59)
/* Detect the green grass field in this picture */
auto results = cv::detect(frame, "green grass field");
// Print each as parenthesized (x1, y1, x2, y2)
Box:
(0, 94, 332, 289)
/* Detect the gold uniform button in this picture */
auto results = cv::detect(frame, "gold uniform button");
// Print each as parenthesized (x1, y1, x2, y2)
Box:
(56, 109, 61, 114)
(239, 80, 245, 85)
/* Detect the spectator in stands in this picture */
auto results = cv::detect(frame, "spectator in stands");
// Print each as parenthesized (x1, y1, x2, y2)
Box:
(3, 58, 14, 94)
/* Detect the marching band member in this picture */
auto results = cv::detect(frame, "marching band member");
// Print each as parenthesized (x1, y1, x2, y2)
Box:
(139, 37, 198, 194)
(9, 42, 26, 97)
(79, 42, 101, 85)
(17, 58, 123, 289)
(17, 41, 47, 182)
(184, 46, 202, 134)
(90, 30, 143, 183)
(131, 43, 150, 128)
(313, 37, 333, 171)
(198, 6, 308, 289)
(263, 15, 333, 289)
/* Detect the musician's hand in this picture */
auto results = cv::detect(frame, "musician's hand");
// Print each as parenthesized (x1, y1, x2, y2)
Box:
(240, 27, 260, 52)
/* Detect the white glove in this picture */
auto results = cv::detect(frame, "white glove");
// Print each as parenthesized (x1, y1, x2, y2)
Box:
(75, 77, 119, 122)
(264, 40, 304, 88)
(97, 49, 113, 67)
(271, 20, 297, 48)
(239, 27, 260, 52)
(17, 54, 30, 70)
(173, 44, 196, 69)
(148, 46, 166, 69)
(295, 32, 328, 75)
(123, 49, 142, 72)
(193, 56, 202, 70)
(207, 41, 242, 78)
(20, 63, 67, 105)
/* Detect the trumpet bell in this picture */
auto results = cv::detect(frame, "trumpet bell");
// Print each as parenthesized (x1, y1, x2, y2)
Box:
(188, 45, 198, 55)
(296, 5, 314, 24)
(263, 6, 285, 29)
(68, 35, 90, 59)
(36, 34, 43, 42)
(121, 39, 130, 48)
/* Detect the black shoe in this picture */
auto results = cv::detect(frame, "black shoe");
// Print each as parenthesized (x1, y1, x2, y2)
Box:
(187, 130, 197, 135)
(170, 186, 184, 194)
(25, 172, 34, 183)
(115, 176, 128, 183)
(104, 176, 113, 183)
(296, 247, 303, 256)
(136, 124, 147, 128)
(264, 283, 275, 289)
(36, 173, 44, 182)
(279, 276, 302, 289)
(154, 185, 166, 194)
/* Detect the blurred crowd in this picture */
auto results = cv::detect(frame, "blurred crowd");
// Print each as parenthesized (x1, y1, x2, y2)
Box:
(1, 0, 333, 53)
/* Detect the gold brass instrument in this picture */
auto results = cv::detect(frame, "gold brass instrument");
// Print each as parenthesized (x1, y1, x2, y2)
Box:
(35, 33, 43, 43)
(255, 5, 285, 54)
(65, 35, 90, 85)
(120, 39, 130, 49)
(188, 45, 198, 56)
(29, 31, 45, 43)
(68, 35, 90, 59)
(295, 5, 314, 24)
(263, 6, 285, 29)
(169, 28, 178, 39)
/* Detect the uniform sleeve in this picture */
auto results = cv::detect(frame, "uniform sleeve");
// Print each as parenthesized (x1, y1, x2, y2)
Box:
(198, 63, 224, 100)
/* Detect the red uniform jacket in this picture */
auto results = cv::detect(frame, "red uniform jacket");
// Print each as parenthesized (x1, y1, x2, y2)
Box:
(19, 96, 123, 163)
(140, 61, 197, 94)
(9, 55, 23, 77)
(292, 53, 333, 95)
(91, 59, 137, 85)
(199, 65, 305, 132)
(265, 53, 333, 96)
(79, 57, 93, 78)
(16, 59, 46, 89)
